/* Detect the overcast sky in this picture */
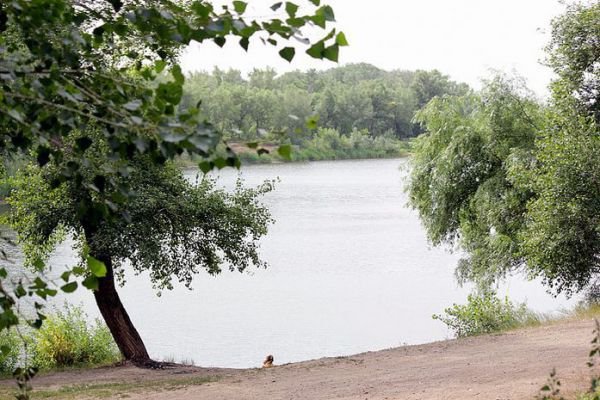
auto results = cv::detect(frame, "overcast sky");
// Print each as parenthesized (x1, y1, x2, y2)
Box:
(179, 0, 568, 96)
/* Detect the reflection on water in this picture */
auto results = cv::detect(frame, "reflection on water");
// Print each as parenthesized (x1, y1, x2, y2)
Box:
(4, 158, 578, 368)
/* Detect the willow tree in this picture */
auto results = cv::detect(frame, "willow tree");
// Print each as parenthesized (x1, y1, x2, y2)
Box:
(407, 1, 600, 297)
(516, 1, 600, 296)
(407, 75, 543, 289)
(1, 0, 345, 367)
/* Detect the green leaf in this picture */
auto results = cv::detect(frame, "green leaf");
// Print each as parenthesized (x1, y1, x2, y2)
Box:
(271, 2, 283, 11)
(87, 256, 107, 277)
(279, 47, 295, 62)
(32, 257, 45, 271)
(233, 1, 247, 13)
(60, 282, 78, 293)
(155, 60, 167, 73)
(92, 25, 106, 38)
(277, 144, 292, 160)
(214, 36, 226, 47)
(213, 157, 227, 169)
(75, 136, 93, 151)
(285, 2, 299, 17)
(311, 13, 326, 28)
(306, 41, 324, 59)
(82, 275, 99, 291)
(318, 5, 335, 21)
(108, 0, 123, 12)
(323, 44, 339, 62)
(239, 37, 249, 51)
(309, 0, 320, 5)
(0, 345, 9, 356)
(198, 161, 212, 173)
(306, 115, 320, 129)
(172, 65, 185, 85)
(336, 32, 349, 46)
(15, 285, 26, 298)
(33, 277, 47, 289)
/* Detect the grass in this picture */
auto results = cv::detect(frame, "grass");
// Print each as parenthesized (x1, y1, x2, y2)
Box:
(0, 375, 217, 399)
(160, 355, 196, 366)
(570, 303, 600, 320)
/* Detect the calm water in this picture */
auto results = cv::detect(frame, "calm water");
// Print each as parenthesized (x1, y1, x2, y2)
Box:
(9, 158, 577, 368)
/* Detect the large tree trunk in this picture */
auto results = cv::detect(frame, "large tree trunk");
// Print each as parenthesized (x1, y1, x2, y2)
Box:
(92, 253, 152, 366)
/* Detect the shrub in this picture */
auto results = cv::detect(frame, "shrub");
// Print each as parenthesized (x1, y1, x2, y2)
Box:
(433, 291, 540, 338)
(0, 327, 21, 375)
(31, 305, 121, 370)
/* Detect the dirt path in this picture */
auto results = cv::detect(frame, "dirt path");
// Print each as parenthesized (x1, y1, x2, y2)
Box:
(2, 318, 598, 400)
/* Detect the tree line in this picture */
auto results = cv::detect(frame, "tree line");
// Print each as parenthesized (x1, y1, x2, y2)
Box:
(180, 64, 470, 145)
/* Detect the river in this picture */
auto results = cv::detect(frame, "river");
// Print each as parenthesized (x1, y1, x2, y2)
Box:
(9, 158, 578, 368)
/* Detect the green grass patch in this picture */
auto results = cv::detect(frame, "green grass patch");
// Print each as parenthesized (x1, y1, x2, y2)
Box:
(569, 303, 600, 321)
(0, 375, 217, 399)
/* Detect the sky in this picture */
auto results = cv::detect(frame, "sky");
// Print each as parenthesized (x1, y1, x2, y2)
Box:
(179, 0, 568, 97)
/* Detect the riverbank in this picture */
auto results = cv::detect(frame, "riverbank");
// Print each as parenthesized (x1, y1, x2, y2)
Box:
(176, 136, 414, 167)
(1, 316, 596, 400)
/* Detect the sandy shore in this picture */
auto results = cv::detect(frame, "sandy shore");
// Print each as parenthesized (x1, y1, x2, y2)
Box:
(1, 318, 598, 399)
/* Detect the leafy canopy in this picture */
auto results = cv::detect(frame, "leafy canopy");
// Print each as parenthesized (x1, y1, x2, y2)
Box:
(408, 75, 543, 288)
(0, 0, 344, 332)
(7, 149, 275, 293)
(408, 1, 600, 296)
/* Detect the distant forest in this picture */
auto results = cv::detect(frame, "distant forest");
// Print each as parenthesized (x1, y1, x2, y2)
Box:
(181, 63, 471, 144)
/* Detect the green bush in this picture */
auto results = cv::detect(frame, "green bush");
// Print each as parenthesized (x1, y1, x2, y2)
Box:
(31, 305, 121, 370)
(433, 291, 540, 338)
(293, 128, 409, 161)
(0, 327, 21, 375)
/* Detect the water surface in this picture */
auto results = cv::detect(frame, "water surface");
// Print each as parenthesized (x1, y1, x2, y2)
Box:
(14, 158, 578, 367)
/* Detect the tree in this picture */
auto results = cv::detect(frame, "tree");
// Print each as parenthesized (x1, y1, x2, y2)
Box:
(410, 69, 470, 109)
(545, 1, 600, 124)
(518, 108, 600, 295)
(274, 86, 313, 143)
(8, 147, 274, 365)
(407, 75, 543, 289)
(243, 87, 280, 137)
(516, 1, 600, 296)
(0, 0, 346, 368)
(407, 1, 600, 297)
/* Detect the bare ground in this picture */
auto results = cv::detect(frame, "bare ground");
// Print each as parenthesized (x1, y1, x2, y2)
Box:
(2, 318, 598, 400)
